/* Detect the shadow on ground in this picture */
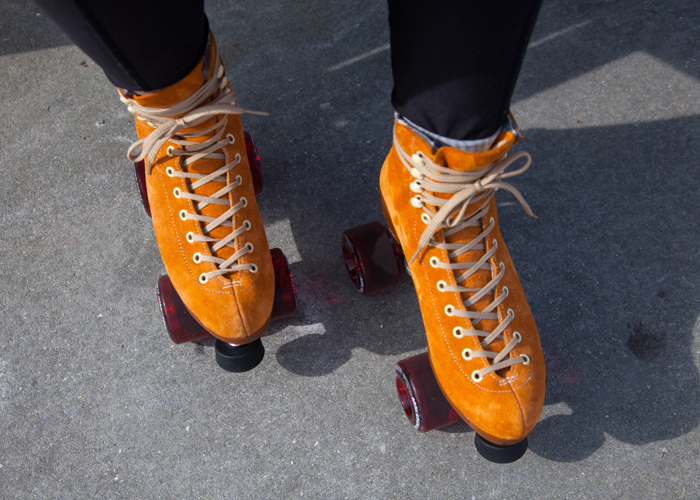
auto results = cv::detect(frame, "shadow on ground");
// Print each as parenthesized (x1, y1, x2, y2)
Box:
(270, 117, 700, 462)
(212, 0, 700, 463)
(1, 0, 70, 57)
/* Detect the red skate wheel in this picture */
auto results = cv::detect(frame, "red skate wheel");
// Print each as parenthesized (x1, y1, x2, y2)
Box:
(133, 160, 151, 217)
(342, 222, 403, 295)
(395, 352, 459, 432)
(270, 248, 297, 320)
(244, 131, 263, 195)
(157, 275, 211, 344)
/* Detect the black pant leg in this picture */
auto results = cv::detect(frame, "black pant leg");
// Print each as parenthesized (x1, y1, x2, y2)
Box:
(389, 0, 543, 141)
(33, 0, 208, 92)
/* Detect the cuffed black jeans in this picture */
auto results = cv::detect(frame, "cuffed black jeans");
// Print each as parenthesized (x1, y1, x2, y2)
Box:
(34, 0, 542, 140)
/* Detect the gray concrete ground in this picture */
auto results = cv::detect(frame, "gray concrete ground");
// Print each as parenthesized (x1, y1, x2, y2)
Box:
(1, 0, 700, 498)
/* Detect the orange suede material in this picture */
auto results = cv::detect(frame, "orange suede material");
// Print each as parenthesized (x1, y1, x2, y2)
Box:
(380, 120, 545, 444)
(126, 36, 273, 344)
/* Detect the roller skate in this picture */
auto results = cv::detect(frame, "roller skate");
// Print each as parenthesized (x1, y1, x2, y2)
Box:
(122, 33, 296, 372)
(342, 115, 545, 462)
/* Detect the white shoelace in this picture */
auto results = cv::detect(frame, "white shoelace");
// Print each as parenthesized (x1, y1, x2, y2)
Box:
(121, 52, 267, 283)
(394, 127, 536, 381)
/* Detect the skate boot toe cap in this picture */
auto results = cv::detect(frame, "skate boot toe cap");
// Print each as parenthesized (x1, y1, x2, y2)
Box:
(453, 378, 545, 445)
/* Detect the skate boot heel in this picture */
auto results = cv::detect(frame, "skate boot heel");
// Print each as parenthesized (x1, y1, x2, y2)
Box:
(341, 222, 405, 294)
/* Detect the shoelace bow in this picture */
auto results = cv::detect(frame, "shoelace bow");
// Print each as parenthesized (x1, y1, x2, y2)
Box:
(394, 127, 536, 380)
(121, 53, 267, 282)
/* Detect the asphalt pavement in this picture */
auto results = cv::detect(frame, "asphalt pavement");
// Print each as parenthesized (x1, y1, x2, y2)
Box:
(1, 0, 700, 498)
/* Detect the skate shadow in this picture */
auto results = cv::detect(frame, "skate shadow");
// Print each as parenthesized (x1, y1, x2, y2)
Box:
(500, 119, 700, 461)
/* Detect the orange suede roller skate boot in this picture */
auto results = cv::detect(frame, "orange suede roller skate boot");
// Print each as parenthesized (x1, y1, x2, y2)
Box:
(342, 115, 545, 462)
(122, 34, 296, 372)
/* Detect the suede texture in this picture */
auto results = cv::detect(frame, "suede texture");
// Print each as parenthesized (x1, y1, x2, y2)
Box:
(127, 36, 274, 344)
(380, 120, 545, 444)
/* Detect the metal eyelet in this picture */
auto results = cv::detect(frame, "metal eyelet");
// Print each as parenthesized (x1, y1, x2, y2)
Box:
(436, 280, 447, 292)
(410, 196, 424, 208)
(499, 261, 505, 271)
(249, 264, 258, 273)
(166, 167, 175, 177)
(430, 257, 440, 268)
(235, 174, 242, 184)
(462, 348, 473, 361)
(453, 327, 464, 338)
(179, 210, 187, 221)
(186, 232, 195, 243)
(507, 308, 515, 319)
(246, 242, 254, 252)
(199, 274, 208, 284)
(411, 151, 425, 165)
(471, 371, 483, 382)
(502, 286, 509, 297)
(410, 168, 424, 179)
(235, 153, 241, 162)
(520, 354, 531, 365)
(513, 331, 522, 343)
(489, 217, 495, 226)
(173, 188, 181, 198)
(166, 146, 175, 157)
(492, 238, 497, 247)
(410, 181, 423, 193)
(243, 220, 251, 230)
(421, 213, 430, 224)
(193, 252, 202, 264)
(227, 133, 235, 143)
(240, 197, 248, 207)
(444, 305, 455, 316)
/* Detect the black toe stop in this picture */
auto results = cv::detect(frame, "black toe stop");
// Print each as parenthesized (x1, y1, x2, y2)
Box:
(215, 339, 265, 372)
(474, 434, 528, 463)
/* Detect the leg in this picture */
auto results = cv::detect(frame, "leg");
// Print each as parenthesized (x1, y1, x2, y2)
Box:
(33, 0, 208, 91)
(389, 0, 543, 141)
(382, 0, 545, 459)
